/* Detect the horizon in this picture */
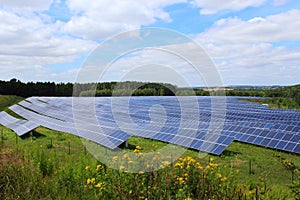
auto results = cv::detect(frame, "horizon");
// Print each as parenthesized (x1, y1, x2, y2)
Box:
(1, 78, 298, 88)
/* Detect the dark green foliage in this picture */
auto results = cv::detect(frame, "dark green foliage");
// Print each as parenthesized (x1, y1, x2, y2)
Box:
(0, 79, 299, 108)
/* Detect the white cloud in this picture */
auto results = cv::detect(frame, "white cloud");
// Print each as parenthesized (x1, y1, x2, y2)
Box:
(198, 9, 300, 43)
(195, 10, 300, 85)
(0, 9, 96, 57)
(272, 0, 289, 6)
(0, 0, 54, 11)
(0, 0, 297, 86)
(75, 41, 221, 87)
(64, 0, 186, 39)
(192, 0, 266, 15)
(0, 9, 97, 82)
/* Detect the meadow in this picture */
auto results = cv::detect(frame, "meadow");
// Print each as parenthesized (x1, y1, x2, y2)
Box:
(0, 95, 299, 199)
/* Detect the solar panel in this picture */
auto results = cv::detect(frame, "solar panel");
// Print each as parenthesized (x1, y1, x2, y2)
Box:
(9, 104, 130, 149)
(4, 96, 300, 155)
(0, 111, 39, 136)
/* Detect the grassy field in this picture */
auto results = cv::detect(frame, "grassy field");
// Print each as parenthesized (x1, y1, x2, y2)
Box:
(0, 95, 25, 118)
(0, 95, 300, 199)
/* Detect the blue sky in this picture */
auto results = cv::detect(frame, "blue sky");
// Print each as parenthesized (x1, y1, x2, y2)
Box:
(0, 0, 300, 86)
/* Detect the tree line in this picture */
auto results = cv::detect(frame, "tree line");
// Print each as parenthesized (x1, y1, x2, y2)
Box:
(0, 79, 181, 97)
(225, 86, 300, 108)
(0, 78, 299, 107)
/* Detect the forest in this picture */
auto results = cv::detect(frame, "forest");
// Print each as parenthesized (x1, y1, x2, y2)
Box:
(0, 78, 299, 107)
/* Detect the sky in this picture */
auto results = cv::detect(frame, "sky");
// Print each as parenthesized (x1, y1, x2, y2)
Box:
(0, 0, 300, 87)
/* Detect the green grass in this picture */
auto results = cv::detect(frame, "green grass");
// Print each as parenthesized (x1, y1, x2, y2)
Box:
(0, 95, 23, 110)
(128, 136, 299, 191)
(1, 125, 299, 199)
(241, 98, 299, 110)
(0, 95, 25, 119)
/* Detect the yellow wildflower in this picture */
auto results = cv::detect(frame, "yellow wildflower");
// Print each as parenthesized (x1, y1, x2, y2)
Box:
(119, 165, 125, 171)
(209, 162, 218, 167)
(175, 162, 182, 167)
(177, 177, 184, 184)
(221, 177, 227, 182)
(133, 149, 140, 153)
(196, 163, 203, 170)
(162, 161, 171, 166)
(85, 166, 90, 171)
(216, 173, 222, 178)
(184, 173, 188, 177)
(123, 154, 129, 159)
(139, 171, 145, 174)
(95, 182, 104, 190)
(96, 164, 101, 171)
(113, 156, 118, 161)
(135, 145, 142, 150)
(91, 178, 96, 184)
(86, 178, 91, 185)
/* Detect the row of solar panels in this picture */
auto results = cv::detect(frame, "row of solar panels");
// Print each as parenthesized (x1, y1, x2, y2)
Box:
(31, 97, 300, 124)
(1, 96, 299, 155)
(33, 97, 299, 123)
(11, 99, 232, 155)
(0, 111, 39, 136)
(38, 97, 300, 154)
(25, 97, 300, 129)
(32, 97, 300, 135)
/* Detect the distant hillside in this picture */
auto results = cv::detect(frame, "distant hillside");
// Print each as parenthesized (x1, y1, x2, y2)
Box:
(273, 84, 300, 106)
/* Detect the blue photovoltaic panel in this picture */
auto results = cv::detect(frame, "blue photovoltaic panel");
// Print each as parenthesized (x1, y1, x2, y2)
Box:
(0, 111, 39, 136)
(4, 96, 300, 155)
(9, 104, 129, 149)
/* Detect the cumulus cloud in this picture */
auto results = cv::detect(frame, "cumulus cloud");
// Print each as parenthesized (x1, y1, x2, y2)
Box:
(64, 0, 186, 39)
(192, 0, 266, 15)
(195, 9, 300, 85)
(272, 0, 289, 6)
(199, 9, 300, 43)
(0, 8, 97, 82)
(0, 0, 190, 82)
(75, 41, 221, 87)
(0, 9, 96, 56)
(0, 0, 54, 11)
(0, 0, 298, 86)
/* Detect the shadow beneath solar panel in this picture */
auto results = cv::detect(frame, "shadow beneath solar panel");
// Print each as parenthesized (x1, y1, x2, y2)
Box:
(220, 149, 241, 157)
(124, 143, 139, 150)
(20, 129, 46, 139)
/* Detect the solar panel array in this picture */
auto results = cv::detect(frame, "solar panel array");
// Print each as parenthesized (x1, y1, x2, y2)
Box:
(9, 102, 130, 149)
(2, 96, 299, 155)
(0, 111, 39, 136)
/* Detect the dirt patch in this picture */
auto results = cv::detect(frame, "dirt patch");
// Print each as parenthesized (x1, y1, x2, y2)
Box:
(0, 145, 24, 167)
(230, 159, 246, 167)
